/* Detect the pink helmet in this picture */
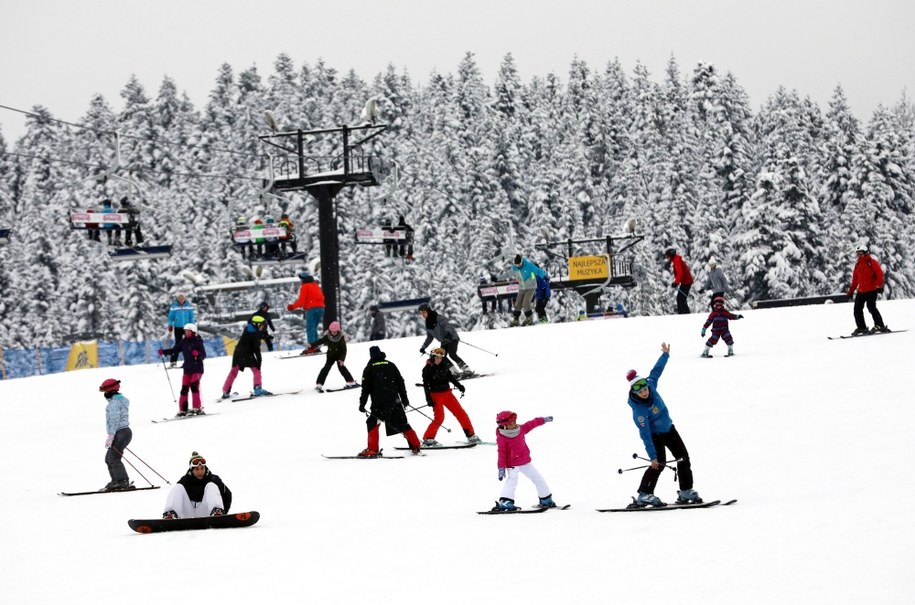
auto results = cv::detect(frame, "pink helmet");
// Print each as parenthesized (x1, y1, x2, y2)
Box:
(496, 410, 517, 426)
(328, 321, 341, 332)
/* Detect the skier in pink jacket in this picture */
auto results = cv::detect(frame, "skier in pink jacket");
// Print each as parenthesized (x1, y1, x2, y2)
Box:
(492, 410, 557, 511)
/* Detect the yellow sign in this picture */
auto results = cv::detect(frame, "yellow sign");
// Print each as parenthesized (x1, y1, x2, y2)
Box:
(568, 255, 609, 280)
(65, 340, 98, 371)
(223, 336, 238, 356)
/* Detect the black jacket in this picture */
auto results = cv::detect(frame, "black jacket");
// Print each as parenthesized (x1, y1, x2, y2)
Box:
(422, 358, 463, 402)
(231, 325, 263, 369)
(177, 470, 232, 512)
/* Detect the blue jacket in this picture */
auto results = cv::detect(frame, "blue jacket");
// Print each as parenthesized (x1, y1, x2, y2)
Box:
(105, 393, 130, 435)
(511, 257, 546, 291)
(535, 274, 551, 301)
(167, 299, 196, 328)
(627, 352, 673, 460)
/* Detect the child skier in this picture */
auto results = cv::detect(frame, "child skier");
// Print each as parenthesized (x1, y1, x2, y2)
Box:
(100, 378, 132, 491)
(221, 315, 272, 399)
(492, 410, 557, 511)
(310, 321, 357, 392)
(700, 296, 743, 357)
(159, 323, 207, 416)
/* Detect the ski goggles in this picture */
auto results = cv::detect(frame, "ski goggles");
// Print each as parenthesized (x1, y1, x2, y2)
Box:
(189, 458, 207, 468)
(631, 379, 649, 392)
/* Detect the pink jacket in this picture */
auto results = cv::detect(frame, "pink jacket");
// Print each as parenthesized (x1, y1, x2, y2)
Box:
(496, 417, 545, 468)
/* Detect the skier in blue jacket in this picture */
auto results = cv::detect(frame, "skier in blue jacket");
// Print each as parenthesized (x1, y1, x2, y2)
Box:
(166, 293, 196, 367)
(100, 378, 132, 491)
(510, 255, 547, 326)
(625, 342, 701, 507)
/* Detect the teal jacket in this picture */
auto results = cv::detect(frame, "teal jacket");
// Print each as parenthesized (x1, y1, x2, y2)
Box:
(627, 352, 673, 460)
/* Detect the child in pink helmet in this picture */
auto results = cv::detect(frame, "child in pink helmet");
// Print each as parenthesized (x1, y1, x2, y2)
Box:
(492, 410, 557, 511)
(310, 321, 357, 392)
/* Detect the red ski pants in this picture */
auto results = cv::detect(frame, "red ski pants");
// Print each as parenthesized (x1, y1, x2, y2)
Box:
(423, 391, 474, 440)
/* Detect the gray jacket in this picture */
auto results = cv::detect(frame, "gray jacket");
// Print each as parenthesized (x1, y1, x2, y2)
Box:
(421, 312, 460, 349)
(105, 394, 130, 435)
(705, 267, 729, 293)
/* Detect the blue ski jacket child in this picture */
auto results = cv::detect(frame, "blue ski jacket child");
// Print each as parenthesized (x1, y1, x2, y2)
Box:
(627, 352, 673, 461)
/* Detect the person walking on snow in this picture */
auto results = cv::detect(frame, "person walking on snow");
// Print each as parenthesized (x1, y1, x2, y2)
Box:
(369, 305, 386, 341)
(626, 342, 701, 507)
(847, 243, 888, 336)
(158, 323, 207, 416)
(166, 293, 196, 367)
(162, 452, 232, 519)
(510, 254, 547, 326)
(221, 316, 272, 399)
(100, 378, 132, 491)
(310, 321, 357, 392)
(357, 346, 422, 457)
(492, 410, 557, 511)
(420, 348, 481, 447)
(287, 271, 325, 352)
(700, 296, 744, 357)
(418, 303, 473, 378)
(664, 248, 693, 315)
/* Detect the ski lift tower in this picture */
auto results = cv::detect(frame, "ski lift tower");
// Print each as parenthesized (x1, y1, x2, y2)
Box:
(258, 115, 391, 324)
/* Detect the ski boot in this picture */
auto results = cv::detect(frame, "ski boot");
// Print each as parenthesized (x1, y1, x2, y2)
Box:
(210, 507, 225, 517)
(634, 492, 666, 508)
(509, 316, 520, 327)
(676, 489, 702, 504)
(726, 345, 734, 357)
(221, 392, 232, 400)
(253, 385, 272, 396)
(851, 327, 869, 336)
(189, 408, 205, 416)
(422, 439, 443, 448)
(175, 410, 188, 418)
(537, 494, 557, 509)
(357, 449, 379, 458)
(467, 434, 483, 445)
(103, 479, 132, 492)
(315, 384, 324, 393)
(491, 497, 519, 512)
(871, 325, 890, 334)
(701, 347, 712, 358)
(344, 382, 359, 389)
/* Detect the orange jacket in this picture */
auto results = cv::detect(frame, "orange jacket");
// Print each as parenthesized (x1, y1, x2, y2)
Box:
(288, 280, 325, 311)
(848, 254, 884, 295)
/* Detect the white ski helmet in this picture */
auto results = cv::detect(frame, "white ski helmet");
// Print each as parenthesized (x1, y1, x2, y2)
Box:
(183, 323, 198, 333)
(854, 242, 869, 254)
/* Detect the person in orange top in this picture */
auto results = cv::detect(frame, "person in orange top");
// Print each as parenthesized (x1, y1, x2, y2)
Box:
(847, 243, 887, 336)
(287, 271, 325, 352)
(664, 247, 694, 315)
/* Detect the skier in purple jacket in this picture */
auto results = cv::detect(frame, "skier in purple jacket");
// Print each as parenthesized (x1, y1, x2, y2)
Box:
(159, 323, 207, 417)
(491, 411, 557, 511)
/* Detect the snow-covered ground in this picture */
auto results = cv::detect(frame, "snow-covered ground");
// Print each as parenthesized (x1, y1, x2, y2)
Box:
(2, 299, 913, 604)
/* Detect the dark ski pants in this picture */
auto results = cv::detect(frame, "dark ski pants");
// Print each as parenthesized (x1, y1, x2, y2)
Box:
(105, 427, 133, 482)
(316, 357, 355, 386)
(853, 290, 884, 331)
(442, 340, 468, 370)
(638, 425, 693, 494)
(170, 327, 186, 364)
(675, 284, 691, 314)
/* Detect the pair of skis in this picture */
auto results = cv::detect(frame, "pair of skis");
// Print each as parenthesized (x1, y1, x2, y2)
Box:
(59, 485, 161, 497)
(478, 499, 738, 515)
(828, 328, 907, 340)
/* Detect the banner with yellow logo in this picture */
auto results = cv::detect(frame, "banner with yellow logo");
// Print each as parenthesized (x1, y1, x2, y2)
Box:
(65, 340, 98, 371)
(223, 336, 239, 356)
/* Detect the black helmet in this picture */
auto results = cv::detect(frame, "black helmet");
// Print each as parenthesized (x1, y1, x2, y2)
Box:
(258, 301, 270, 309)
(664, 247, 676, 258)
(417, 303, 431, 313)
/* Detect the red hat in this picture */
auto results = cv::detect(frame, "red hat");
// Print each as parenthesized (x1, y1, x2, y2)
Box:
(99, 378, 121, 393)
(496, 411, 517, 426)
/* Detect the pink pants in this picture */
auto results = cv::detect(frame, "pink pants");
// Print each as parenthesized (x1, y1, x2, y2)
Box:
(222, 366, 262, 393)
(179, 372, 203, 411)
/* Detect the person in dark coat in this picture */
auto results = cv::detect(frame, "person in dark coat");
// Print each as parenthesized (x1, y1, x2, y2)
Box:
(310, 321, 357, 392)
(250, 301, 276, 351)
(418, 303, 473, 377)
(162, 451, 232, 519)
(357, 346, 421, 456)
(369, 305, 386, 341)
(221, 316, 272, 399)
(420, 348, 480, 447)
(158, 323, 206, 416)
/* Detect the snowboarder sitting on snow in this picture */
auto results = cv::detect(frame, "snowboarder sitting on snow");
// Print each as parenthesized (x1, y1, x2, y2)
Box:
(492, 410, 557, 511)
(626, 342, 701, 507)
(162, 451, 232, 519)
(421, 348, 481, 447)
(311, 321, 357, 392)
(100, 378, 132, 491)
(700, 296, 743, 357)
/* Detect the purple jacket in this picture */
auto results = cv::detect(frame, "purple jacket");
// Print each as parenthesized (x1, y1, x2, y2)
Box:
(161, 334, 207, 374)
(496, 417, 545, 468)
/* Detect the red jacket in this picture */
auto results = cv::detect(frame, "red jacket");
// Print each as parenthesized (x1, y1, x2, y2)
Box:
(848, 254, 884, 295)
(670, 254, 694, 286)
(288, 280, 325, 311)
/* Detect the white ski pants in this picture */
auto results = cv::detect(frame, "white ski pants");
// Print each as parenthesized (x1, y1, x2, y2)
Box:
(163, 482, 224, 518)
(500, 462, 551, 501)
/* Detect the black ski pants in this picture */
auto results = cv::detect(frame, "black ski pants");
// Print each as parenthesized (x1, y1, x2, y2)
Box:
(638, 424, 693, 494)
(853, 290, 884, 330)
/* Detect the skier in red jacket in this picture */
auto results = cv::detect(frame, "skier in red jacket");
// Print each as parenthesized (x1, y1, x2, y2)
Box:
(847, 244, 888, 336)
(664, 248, 694, 314)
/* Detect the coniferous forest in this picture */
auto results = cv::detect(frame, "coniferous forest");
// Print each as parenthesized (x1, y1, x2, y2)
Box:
(0, 52, 913, 349)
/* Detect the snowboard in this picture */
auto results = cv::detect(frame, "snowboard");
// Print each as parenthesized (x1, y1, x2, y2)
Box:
(128, 511, 260, 533)
(152, 412, 218, 423)
(59, 485, 160, 497)
(477, 506, 549, 515)
(230, 389, 302, 402)
(321, 384, 361, 393)
(394, 442, 477, 451)
(828, 329, 907, 340)
(596, 498, 737, 513)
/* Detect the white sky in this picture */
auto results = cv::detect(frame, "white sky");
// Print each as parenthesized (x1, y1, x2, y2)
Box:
(2, 299, 913, 602)
(1, 0, 913, 142)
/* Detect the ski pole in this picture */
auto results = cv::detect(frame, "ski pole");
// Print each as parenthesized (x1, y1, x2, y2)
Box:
(632, 453, 681, 470)
(159, 354, 177, 403)
(125, 447, 171, 485)
(112, 446, 154, 487)
(405, 404, 451, 433)
(461, 340, 499, 357)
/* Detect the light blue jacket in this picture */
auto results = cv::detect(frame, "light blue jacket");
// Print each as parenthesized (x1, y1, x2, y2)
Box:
(627, 352, 673, 460)
(105, 394, 130, 435)
(167, 299, 196, 328)
(511, 257, 546, 291)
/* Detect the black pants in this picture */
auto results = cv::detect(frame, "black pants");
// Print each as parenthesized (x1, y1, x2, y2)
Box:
(316, 357, 355, 386)
(854, 290, 884, 330)
(638, 425, 693, 494)
(442, 341, 468, 369)
(675, 284, 691, 314)
(105, 427, 133, 482)
(170, 327, 186, 363)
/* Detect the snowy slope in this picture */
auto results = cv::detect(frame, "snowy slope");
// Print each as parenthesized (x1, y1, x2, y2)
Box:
(1, 300, 913, 604)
